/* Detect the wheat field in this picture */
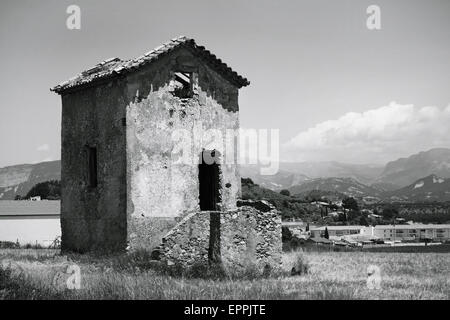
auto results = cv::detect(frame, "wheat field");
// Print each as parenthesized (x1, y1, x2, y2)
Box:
(0, 249, 448, 300)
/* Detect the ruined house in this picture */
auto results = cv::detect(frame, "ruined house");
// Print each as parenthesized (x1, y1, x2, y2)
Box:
(51, 36, 281, 270)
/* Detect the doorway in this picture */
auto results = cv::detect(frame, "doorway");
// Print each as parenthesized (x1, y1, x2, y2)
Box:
(198, 149, 221, 211)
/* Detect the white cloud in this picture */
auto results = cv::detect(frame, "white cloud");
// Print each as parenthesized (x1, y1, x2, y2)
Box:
(283, 102, 450, 164)
(36, 143, 50, 152)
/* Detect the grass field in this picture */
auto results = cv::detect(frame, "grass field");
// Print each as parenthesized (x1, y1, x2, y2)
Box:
(1, 249, 449, 300)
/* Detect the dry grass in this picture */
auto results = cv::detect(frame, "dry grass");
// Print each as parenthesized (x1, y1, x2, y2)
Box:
(0, 249, 448, 300)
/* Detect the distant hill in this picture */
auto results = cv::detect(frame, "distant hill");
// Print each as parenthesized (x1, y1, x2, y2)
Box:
(3, 147, 450, 202)
(242, 148, 450, 194)
(384, 174, 450, 202)
(376, 148, 450, 188)
(0, 161, 60, 200)
(241, 178, 322, 220)
(370, 182, 400, 192)
(240, 161, 383, 191)
(288, 177, 381, 199)
(279, 161, 383, 185)
(292, 189, 347, 202)
(240, 166, 310, 191)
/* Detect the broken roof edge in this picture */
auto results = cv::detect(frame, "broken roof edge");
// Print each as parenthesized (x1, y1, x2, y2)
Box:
(50, 36, 250, 95)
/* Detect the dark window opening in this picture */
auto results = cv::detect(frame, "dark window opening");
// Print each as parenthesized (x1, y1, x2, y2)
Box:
(86, 146, 98, 188)
(173, 72, 193, 98)
(198, 150, 221, 211)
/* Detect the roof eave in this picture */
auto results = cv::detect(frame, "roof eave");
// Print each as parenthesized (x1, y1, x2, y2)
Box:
(51, 37, 250, 94)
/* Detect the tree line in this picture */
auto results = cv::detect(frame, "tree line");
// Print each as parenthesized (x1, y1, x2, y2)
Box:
(15, 180, 61, 200)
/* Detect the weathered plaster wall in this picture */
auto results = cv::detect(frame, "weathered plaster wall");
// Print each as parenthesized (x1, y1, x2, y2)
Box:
(125, 48, 241, 250)
(60, 79, 128, 252)
(159, 200, 282, 272)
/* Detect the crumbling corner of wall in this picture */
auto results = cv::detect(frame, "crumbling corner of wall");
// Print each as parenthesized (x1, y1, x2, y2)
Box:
(157, 200, 282, 272)
(236, 199, 275, 213)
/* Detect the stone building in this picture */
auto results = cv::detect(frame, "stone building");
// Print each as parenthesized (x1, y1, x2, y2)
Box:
(52, 36, 281, 270)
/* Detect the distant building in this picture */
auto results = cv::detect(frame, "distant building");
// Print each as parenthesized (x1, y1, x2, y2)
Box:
(30, 196, 41, 201)
(0, 200, 60, 246)
(310, 225, 363, 238)
(332, 200, 343, 207)
(282, 221, 309, 238)
(363, 224, 450, 241)
(311, 224, 450, 242)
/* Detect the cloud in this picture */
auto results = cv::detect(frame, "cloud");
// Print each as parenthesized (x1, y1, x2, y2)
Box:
(36, 144, 50, 152)
(283, 102, 450, 164)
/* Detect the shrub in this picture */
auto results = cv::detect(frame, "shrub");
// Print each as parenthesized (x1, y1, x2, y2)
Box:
(22, 243, 43, 249)
(324, 227, 329, 239)
(290, 252, 309, 276)
(282, 226, 293, 243)
(282, 236, 306, 252)
(0, 241, 20, 249)
(25, 180, 61, 200)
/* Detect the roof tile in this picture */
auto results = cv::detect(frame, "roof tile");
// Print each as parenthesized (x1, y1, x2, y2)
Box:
(51, 36, 249, 94)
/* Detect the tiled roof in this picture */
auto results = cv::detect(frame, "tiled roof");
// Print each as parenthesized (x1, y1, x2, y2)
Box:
(373, 224, 450, 230)
(312, 225, 364, 231)
(51, 36, 250, 94)
(0, 200, 60, 217)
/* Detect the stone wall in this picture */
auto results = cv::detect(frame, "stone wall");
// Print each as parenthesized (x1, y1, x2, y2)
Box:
(159, 211, 211, 266)
(60, 78, 128, 252)
(221, 200, 282, 270)
(159, 200, 282, 272)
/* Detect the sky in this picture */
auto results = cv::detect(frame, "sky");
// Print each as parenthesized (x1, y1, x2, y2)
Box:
(0, 0, 449, 167)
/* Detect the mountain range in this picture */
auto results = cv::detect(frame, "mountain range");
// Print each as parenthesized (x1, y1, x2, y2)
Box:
(376, 148, 450, 187)
(383, 174, 450, 202)
(287, 177, 382, 199)
(242, 148, 450, 202)
(1, 148, 450, 202)
(240, 161, 384, 189)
